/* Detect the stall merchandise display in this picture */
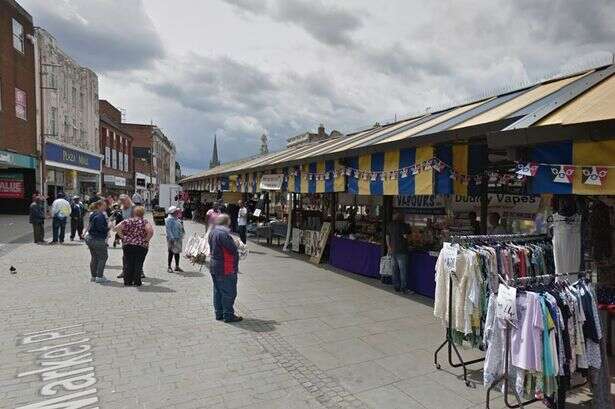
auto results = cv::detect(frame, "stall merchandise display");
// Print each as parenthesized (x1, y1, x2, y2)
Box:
(484, 274, 601, 408)
(304, 230, 322, 256)
(434, 236, 555, 347)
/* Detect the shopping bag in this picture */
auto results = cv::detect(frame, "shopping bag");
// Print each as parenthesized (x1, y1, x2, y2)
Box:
(379, 255, 393, 277)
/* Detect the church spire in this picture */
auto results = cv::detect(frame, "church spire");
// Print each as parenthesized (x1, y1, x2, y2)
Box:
(209, 134, 220, 169)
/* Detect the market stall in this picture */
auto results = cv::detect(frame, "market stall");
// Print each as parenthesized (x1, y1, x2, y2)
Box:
(328, 193, 383, 277)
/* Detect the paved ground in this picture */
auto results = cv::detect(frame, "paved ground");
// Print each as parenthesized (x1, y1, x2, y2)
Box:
(0, 218, 600, 408)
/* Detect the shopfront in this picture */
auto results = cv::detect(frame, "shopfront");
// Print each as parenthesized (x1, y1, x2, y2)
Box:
(0, 149, 38, 214)
(44, 142, 101, 200)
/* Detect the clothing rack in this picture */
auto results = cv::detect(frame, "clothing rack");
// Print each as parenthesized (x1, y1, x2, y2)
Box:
(485, 270, 590, 409)
(434, 233, 548, 387)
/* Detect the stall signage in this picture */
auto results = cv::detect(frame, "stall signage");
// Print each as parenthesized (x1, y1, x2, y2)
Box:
(260, 174, 284, 190)
(103, 175, 115, 183)
(45, 143, 101, 171)
(0, 173, 24, 199)
(394, 195, 446, 214)
(451, 194, 540, 218)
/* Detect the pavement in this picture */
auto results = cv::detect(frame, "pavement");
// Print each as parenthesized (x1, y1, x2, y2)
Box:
(0, 217, 598, 408)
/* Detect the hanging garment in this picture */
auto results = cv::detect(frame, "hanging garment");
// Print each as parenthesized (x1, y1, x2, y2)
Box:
(552, 213, 581, 275)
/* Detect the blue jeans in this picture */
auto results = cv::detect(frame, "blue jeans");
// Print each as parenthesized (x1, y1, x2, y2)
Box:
(391, 253, 409, 291)
(211, 273, 238, 319)
(52, 217, 67, 242)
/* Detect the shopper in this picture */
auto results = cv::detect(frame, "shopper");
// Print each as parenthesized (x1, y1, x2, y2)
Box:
(165, 206, 185, 273)
(386, 212, 412, 294)
(86, 200, 110, 283)
(51, 192, 71, 244)
(487, 212, 507, 235)
(208, 214, 242, 323)
(29, 194, 46, 244)
(132, 191, 144, 206)
(114, 206, 154, 286)
(69, 196, 86, 241)
(206, 203, 221, 230)
(468, 211, 481, 235)
(237, 200, 248, 244)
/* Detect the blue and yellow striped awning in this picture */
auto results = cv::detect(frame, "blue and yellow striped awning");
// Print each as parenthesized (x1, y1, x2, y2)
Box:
(286, 160, 345, 193)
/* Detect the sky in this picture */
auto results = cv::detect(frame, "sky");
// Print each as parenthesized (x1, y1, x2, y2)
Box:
(19, 0, 615, 175)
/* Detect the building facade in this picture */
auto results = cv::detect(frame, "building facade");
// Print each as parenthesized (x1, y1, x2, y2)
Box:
(36, 27, 101, 200)
(99, 100, 133, 195)
(123, 123, 176, 202)
(0, 0, 38, 214)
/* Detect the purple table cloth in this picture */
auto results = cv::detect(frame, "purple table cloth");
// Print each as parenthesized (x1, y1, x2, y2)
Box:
(408, 251, 437, 299)
(329, 236, 382, 278)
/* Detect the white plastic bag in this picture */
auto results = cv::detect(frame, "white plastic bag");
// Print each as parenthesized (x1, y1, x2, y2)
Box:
(379, 255, 394, 277)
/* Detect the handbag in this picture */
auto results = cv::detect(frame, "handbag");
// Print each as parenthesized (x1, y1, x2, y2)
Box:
(379, 255, 393, 277)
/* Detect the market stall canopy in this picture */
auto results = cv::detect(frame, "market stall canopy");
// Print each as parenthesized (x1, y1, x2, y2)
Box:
(182, 63, 615, 189)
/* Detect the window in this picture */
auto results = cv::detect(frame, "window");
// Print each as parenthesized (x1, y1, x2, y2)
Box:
(64, 115, 69, 137)
(50, 107, 57, 135)
(72, 87, 77, 108)
(49, 72, 56, 89)
(80, 92, 84, 110)
(15, 88, 26, 120)
(12, 19, 24, 53)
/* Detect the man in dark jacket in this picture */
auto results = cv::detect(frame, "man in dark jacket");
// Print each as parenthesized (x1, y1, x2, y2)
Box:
(208, 214, 242, 323)
(29, 195, 46, 244)
(70, 196, 86, 241)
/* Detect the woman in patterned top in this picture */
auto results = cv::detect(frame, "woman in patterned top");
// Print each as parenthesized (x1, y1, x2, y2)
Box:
(114, 206, 154, 286)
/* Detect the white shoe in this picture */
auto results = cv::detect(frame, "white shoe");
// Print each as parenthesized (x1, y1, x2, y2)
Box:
(95, 277, 109, 284)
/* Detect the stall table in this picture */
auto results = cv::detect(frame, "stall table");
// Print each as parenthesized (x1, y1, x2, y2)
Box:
(329, 236, 381, 278)
(407, 250, 438, 299)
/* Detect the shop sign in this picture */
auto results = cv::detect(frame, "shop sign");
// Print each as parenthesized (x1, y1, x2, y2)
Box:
(45, 143, 101, 171)
(394, 195, 447, 215)
(0, 150, 37, 169)
(103, 174, 115, 183)
(260, 174, 284, 190)
(115, 176, 126, 187)
(450, 194, 540, 218)
(0, 173, 24, 199)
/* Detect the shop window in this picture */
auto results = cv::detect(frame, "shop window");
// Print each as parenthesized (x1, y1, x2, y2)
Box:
(50, 107, 57, 135)
(15, 88, 26, 120)
(12, 19, 24, 53)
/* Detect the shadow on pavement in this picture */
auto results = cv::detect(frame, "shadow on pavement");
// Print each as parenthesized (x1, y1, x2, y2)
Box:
(137, 284, 176, 293)
(174, 270, 205, 278)
(229, 317, 279, 333)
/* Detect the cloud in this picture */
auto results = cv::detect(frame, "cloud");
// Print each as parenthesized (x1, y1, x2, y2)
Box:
(21, 0, 164, 72)
(223, 0, 363, 47)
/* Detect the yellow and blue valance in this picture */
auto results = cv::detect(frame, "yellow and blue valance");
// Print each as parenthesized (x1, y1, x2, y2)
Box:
(530, 139, 615, 195)
(347, 146, 435, 195)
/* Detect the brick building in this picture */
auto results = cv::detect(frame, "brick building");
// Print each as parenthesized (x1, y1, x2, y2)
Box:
(99, 100, 133, 195)
(0, 0, 38, 214)
(36, 27, 101, 201)
(123, 123, 176, 203)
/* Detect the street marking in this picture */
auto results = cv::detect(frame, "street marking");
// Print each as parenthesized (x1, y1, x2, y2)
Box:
(15, 324, 100, 409)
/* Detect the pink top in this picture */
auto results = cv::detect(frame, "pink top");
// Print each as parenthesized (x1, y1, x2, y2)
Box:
(511, 291, 543, 371)
(206, 209, 220, 225)
(122, 218, 150, 247)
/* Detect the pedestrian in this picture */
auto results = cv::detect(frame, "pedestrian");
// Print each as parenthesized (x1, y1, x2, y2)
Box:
(165, 206, 185, 273)
(86, 200, 110, 283)
(114, 206, 154, 286)
(487, 212, 507, 235)
(29, 194, 46, 244)
(132, 191, 143, 206)
(88, 191, 101, 205)
(208, 214, 242, 323)
(386, 212, 413, 294)
(110, 203, 124, 248)
(51, 192, 71, 244)
(468, 211, 481, 235)
(70, 196, 86, 241)
(206, 203, 221, 231)
(237, 200, 248, 244)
